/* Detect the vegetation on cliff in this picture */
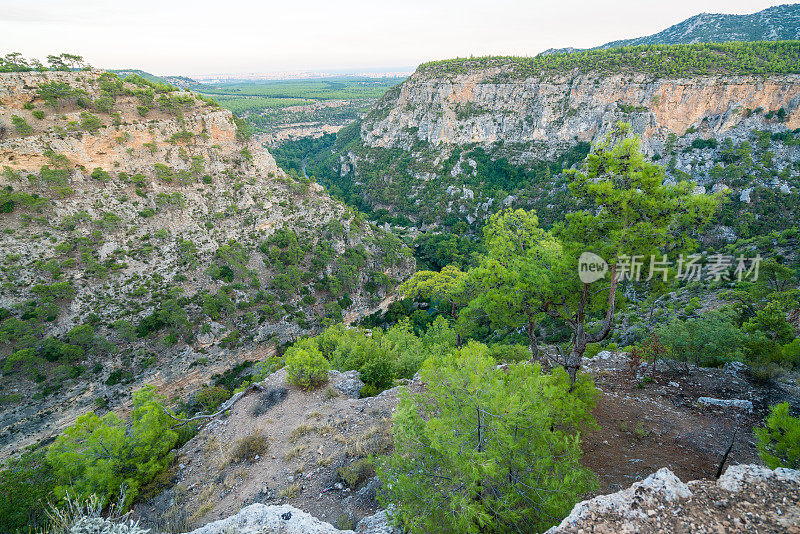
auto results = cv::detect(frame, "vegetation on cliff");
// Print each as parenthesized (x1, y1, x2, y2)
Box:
(419, 41, 800, 78)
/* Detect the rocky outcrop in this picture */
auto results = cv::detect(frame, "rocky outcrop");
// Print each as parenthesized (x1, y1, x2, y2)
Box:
(174, 464, 799, 533)
(547, 464, 800, 533)
(184, 504, 399, 534)
(187, 504, 352, 534)
(337, 48, 800, 229)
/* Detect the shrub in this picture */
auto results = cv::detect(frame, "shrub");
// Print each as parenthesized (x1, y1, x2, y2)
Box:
(338, 458, 374, 489)
(285, 339, 329, 390)
(195, 386, 229, 413)
(90, 167, 111, 182)
(378, 342, 598, 533)
(755, 402, 800, 469)
(11, 115, 33, 135)
(584, 343, 602, 359)
(657, 311, 744, 367)
(0, 450, 53, 531)
(79, 111, 102, 132)
(32, 110, 45, 120)
(230, 430, 269, 463)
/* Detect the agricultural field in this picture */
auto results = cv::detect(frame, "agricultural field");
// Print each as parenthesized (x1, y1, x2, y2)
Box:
(191, 77, 405, 144)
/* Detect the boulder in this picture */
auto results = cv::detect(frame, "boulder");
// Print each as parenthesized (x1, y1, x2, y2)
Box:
(697, 397, 753, 412)
(330, 370, 365, 398)
(546, 467, 691, 532)
(187, 504, 352, 534)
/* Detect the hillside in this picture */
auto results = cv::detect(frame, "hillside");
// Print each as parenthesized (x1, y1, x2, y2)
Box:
(541, 4, 800, 55)
(0, 70, 413, 459)
(311, 42, 800, 241)
(600, 4, 800, 49)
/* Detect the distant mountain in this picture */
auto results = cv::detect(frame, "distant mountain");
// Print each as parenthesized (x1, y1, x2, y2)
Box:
(541, 4, 800, 55)
(601, 3, 800, 48)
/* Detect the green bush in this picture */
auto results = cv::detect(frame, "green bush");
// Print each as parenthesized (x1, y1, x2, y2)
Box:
(195, 385, 230, 413)
(657, 311, 745, 367)
(285, 339, 329, 390)
(0, 450, 53, 531)
(90, 167, 111, 182)
(11, 115, 33, 135)
(46, 386, 178, 507)
(79, 111, 103, 132)
(486, 343, 530, 362)
(755, 402, 800, 469)
(584, 343, 602, 359)
(378, 342, 598, 533)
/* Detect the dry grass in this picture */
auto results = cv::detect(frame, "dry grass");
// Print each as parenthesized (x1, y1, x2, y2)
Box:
(338, 457, 375, 489)
(346, 418, 392, 458)
(323, 386, 339, 400)
(284, 444, 306, 461)
(317, 454, 334, 467)
(279, 482, 302, 499)
(290, 424, 313, 441)
(229, 430, 269, 463)
(189, 483, 218, 524)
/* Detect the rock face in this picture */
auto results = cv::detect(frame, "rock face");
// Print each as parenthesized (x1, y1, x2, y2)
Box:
(362, 70, 800, 158)
(336, 47, 800, 229)
(547, 464, 800, 533)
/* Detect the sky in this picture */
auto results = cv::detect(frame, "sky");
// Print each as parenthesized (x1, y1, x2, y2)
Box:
(0, 0, 792, 76)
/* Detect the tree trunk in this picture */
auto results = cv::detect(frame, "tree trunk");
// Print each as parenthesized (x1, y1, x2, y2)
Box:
(527, 319, 539, 362)
(567, 264, 619, 389)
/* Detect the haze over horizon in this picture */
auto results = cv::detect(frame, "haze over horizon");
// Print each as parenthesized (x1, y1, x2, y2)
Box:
(0, 0, 794, 77)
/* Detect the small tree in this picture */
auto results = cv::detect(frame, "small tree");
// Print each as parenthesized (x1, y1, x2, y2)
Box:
(379, 342, 598, 533)
(755, 402, 800, 469)
(285, 339, 329, 390)
(463, 209, 560, 361)
(551, 127, 719, 384)
(46, 386, 178, 507)
(399, 264, 472, 346)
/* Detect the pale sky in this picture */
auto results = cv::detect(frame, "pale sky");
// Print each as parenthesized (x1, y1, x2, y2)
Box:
(0, 0, 791, 76)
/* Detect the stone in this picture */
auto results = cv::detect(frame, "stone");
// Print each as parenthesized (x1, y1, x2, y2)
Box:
(187, 504, 353, 534)
(697, 397, 753, 412)
(330, 370, 365, 398)
(740, 188, 752, 203)
(718, 464, 800, 492)
(546, 467, 692, 532)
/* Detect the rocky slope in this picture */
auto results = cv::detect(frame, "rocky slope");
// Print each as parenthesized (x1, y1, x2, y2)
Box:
(542, 4, 800, 55)
(599, 4, 800, 49)
(130, 346, 799, 533)
(0, 70, 413, 459)
(334, 43, 800, 232)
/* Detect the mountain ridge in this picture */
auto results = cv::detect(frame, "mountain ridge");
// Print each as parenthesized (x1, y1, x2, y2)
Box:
(540, 4, 800, 55)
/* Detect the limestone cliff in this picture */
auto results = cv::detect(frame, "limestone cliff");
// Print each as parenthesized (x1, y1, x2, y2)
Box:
(336, 45, 800, 232)
(362, 71, 800, 158)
